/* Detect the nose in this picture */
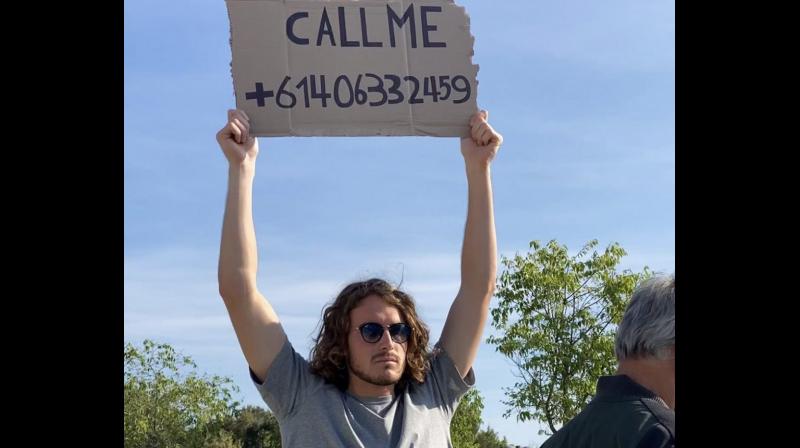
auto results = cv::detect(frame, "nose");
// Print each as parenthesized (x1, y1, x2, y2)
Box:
(377, 328, 394, 350)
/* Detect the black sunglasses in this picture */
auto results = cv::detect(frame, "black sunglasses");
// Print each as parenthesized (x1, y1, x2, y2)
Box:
(356, 322, 412, 344)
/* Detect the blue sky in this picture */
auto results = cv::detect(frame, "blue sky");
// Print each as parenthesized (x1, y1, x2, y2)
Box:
(125, 1, 674, 446)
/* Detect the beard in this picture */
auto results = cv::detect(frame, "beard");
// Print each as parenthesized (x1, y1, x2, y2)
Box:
(349, 358, 403, 386)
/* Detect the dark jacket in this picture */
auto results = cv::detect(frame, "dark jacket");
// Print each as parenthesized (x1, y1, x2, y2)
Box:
(540, 375, 675, 448)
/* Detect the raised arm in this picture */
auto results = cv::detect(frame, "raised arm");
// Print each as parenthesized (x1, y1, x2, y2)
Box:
(439, 110, 502, 377)
(217, 109, 286, 383)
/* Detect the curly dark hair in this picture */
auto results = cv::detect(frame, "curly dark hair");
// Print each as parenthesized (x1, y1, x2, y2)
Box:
(309, 278, 431, 390)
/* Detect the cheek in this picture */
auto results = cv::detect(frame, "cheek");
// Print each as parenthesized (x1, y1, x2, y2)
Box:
(347, 338, 369, 365)
(399, 343, 409, 364)
(344, 336, 357, 362)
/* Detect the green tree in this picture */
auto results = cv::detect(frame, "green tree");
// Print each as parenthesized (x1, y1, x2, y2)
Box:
(451, 388, 484, 448)
(224, 406, 281, 448)
(475, 426, 509, 448)
(488, 239, 650, 434)
(204, 430, 242, 448)
(124, 340, 240, 448)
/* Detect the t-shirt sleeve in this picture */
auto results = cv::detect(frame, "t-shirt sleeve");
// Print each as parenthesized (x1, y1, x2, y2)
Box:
(426, 345, 476, 415)
(249, 339, 324, 419)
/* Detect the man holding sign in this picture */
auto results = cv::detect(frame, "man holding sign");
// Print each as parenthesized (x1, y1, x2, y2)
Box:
(219, 0, 497, 445)
(216, 107, 502, 447)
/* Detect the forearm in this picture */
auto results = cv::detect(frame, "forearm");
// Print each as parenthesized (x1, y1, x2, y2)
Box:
(459, 162, 497, 297)
(218, 162, 260, 300)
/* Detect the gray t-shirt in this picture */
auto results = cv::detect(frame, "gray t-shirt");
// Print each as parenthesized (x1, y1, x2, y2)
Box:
(250, 340, 475, 447)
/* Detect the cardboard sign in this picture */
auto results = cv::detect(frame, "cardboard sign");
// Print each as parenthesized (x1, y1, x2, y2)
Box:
(225, 0, 478, 137)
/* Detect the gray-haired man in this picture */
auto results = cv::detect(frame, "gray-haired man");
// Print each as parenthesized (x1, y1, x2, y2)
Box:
(541, 275, 676, 448)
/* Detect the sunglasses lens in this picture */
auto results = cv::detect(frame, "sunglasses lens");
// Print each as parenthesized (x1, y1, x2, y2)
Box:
(389, 324, 411, 343)
(360, 323, 384, 343)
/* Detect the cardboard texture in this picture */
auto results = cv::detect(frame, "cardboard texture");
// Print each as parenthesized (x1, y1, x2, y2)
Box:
(226, 0, 478, 137)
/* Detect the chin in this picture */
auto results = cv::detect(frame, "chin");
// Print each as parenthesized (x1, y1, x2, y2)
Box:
(376, 369, 403, 385)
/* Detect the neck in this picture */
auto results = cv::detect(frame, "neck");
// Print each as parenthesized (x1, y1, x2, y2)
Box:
(616, 357, 675, 409)
(347, 375, 395, 398)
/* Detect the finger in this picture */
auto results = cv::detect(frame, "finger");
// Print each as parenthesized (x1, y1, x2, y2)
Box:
(480, 109, 488, 121)
(474, 122, 490, 143)
(487, 127, 503, 147)
(493, 130, 504, 146)
(232, 118, 248, 143)
(478, 126, 491, 146)
(229, 121, 243, 144)
(233, 111, 251, 143)
(470, 110, 486, 128)
(472, 126, 483, 144)
(231, 109, 250, 128)
(471, 119, 485, 141)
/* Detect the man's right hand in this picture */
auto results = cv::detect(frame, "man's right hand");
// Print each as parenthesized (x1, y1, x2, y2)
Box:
(216, 109, 259, 165)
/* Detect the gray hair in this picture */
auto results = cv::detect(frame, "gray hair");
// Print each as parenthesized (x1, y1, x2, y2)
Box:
(615, 275, 675, 361)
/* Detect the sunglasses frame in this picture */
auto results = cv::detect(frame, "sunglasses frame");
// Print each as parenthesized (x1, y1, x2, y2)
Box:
(356, 322, 412, 344)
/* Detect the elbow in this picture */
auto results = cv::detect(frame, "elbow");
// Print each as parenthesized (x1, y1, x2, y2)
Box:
(484, 280, 497, 300)
(218, 282, 233, 303)
(461, 276, 497, 301)
(481, 270, 498, 297)
(218, 271, 255, 303)
(218, 281, 239, 304)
